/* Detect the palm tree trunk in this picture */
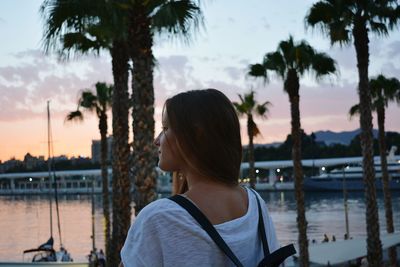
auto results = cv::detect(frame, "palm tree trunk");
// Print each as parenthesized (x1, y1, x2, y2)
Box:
(286, 69, 309, 267)
(98, 112, 111, 263)
(247, 114, 256, 189)
(109, 40, 131, 267)
(377, 106, 397, 265)
(129, 7, 157, 215)
(353, 17, 382, 266)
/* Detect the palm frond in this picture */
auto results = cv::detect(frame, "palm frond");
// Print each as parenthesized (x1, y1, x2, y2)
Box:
(244, 91, 256, 109)
(311, 52, 338, 80)
(232, 101, 246, 116)
(41, 0, 102, 53)
(151, 0, 204, 44)
(278, 37, 295, 69)
(65, 110, 83, 123)
(264, 52, 286, 78)
(328, 21, 351, 45)
(306, 1, 335, 27)
(40, 0, 128, 58)
(61, 32, 104, 56)
(248, 63, 269, 83)
(369, 20, 389, 36)
(256, 101, 271, 117)
(348, 104, 360, 119)
(370, 74, 400, 108)
(95, 82, 113, 109)
(305, 0, 353, 46)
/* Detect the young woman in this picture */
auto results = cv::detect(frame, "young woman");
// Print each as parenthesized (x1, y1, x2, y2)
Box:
(120, 89, 280, 267)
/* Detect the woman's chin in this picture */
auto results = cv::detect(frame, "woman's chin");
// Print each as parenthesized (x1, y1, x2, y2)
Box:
(158, 162, 169, 172)
(158, 162, 177, 172)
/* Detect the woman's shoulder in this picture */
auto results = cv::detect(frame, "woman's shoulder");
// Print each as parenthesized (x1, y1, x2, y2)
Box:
(245, 187, 266, 205)
(243, 187, 272, 217)
(135, 197, 186, 222)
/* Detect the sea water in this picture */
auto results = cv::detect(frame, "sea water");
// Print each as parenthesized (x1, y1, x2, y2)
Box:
(0, 191, 399, 262)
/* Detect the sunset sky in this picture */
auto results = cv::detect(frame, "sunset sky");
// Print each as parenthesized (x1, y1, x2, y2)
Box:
(1, 0, 399, 162)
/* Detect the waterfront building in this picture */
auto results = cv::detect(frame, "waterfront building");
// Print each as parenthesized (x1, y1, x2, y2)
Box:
(91, 136, 113, 163)
(0, 158, 23, 173)
(0, 168, 172, 195)
(23, 153, 45, 170)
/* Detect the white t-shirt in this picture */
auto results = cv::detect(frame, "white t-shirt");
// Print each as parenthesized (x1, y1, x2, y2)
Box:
(121, 187, 280, 267)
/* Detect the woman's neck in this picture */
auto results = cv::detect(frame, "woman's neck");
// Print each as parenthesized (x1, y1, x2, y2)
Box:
(182, 170, 237, 194)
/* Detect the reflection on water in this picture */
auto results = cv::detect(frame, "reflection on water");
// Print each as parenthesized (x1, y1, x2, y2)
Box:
(1, 191, 399, 261)
(0, 195, 108, 262)
(261, 191, 400, 246)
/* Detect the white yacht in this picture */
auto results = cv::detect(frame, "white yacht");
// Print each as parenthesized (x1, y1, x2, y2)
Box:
(304, 147, 400, 191)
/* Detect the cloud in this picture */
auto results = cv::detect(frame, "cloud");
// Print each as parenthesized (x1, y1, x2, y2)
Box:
(260, 17, 271, 30)
(198, 56, 219, 63)
(155, 55, 203, 96)
(223, 66, 244, 81)
(386, 40, 400, 59)
(0, 50, 51, 85)
(329, 46, 357, 71)
(0, 49, 112, 122)
(205, 79, 243, 95)
(380, 62, 400, 79)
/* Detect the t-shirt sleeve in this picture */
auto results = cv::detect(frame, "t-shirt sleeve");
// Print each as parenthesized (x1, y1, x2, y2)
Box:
(120, 206, 164, 267)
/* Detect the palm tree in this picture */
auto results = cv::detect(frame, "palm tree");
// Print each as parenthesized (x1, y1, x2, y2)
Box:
(126, 1, 203, 214)
(233, 90, 271, 189)
(349, 74, 400, 265)
(249, 36, 337, 267)
(306, 2, 400, 264)
(65, 82, 112, 262)
(41, 1, 204, 264)
(40, 1, 131, 265)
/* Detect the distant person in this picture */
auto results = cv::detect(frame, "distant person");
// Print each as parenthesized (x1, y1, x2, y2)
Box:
(322, 233, 329, 243)
(88, 249, 98, 267)
(60, 247, 71, 261)
(332, 235, 336, 242)
(98, 249, 106, 267)
(344, 233, 353, 240)
(119, 89, 294, 266)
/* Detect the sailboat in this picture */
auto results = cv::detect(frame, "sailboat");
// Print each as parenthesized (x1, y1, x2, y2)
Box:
(0, 103, 90, 267)
(0, 101, 90, 267)
(21, 101, 72, 262)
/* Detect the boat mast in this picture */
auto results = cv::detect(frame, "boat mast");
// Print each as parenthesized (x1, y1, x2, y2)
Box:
(91, 177, 96, 252)
(342, 166, 350, 239)
(47, 101, 53, 239)
(48, 101, 63, 247)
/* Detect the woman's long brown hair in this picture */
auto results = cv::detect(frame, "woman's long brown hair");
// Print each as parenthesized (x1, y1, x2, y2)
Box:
(165, 89, 242, 194)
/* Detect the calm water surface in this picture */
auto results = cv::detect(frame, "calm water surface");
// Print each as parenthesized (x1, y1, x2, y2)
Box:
(1, 191, 399, 262)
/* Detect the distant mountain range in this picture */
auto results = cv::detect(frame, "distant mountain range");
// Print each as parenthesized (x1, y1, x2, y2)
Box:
(253, 129, 382, 148)
(314, 129, 379, 145)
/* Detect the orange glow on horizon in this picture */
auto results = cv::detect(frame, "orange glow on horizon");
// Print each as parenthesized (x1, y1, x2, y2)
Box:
(0, 116, 108, 162)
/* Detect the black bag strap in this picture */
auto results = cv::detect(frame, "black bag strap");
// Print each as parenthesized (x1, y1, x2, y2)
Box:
(248, 189, 297, 267)
(249, 188, 270, 256)
(257, 244, 296, 267)
(169, 191, 296, 267)
(169, 195, 244, 267)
